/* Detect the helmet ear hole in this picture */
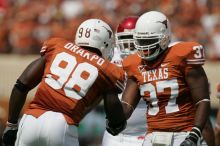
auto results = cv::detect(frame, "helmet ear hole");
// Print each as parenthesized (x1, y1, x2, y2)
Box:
(104, 42, 109, 48)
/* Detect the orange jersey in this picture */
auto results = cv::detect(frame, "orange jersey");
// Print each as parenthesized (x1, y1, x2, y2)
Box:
(122, 41, 205, 133)
(25, 37, 125, 125)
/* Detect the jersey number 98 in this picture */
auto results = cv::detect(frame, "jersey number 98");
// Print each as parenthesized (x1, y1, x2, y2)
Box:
(45, 52, 98, 100)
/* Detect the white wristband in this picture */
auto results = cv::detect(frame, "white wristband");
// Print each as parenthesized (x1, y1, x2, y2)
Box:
(121, 100, 134, 112)
(6, 121, 18, 127)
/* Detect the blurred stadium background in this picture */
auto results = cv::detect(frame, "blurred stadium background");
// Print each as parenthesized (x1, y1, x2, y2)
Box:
(0, 0, 220, 146)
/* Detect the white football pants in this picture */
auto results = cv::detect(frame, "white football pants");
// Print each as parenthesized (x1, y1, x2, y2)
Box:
(15, 111, 79, 146)
(143, 132, 204, 146)
(102, 131, 145, 146)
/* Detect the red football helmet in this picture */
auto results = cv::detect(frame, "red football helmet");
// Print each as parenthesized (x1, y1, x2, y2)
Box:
(115, 16, 138, 57)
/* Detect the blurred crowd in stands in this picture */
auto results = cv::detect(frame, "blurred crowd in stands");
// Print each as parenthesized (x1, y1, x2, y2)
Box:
(0, 0, 220, 60)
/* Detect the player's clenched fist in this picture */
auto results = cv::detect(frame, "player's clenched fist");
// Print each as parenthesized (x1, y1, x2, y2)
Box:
(106, 119, 127, 136)
(2, 122, 18, 146)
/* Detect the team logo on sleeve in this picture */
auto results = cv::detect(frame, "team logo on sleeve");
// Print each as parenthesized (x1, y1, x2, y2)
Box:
(138, 65, 147, 73)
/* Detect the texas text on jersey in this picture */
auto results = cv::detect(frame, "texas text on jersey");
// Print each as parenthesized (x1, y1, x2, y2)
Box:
(25, 37, 125, 125)
(122, 41, 205, 133)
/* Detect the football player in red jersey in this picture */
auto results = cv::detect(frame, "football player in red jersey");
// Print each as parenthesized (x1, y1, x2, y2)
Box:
(215, 83, 220, 146)
(2, 19, 126, 146)
(102, 16, 147, 146)
(121, 11, 211, 146)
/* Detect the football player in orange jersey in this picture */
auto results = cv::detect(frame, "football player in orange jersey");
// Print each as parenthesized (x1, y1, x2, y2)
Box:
(121, 11, 211, 146)
(2, 19, 127, 146)
(102, 16, 147, 146)
(215, 83, 220, 146)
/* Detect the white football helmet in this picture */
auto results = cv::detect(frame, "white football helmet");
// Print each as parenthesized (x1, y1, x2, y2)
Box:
(75, 19, 114, 60)
(134, 11, 171, 61)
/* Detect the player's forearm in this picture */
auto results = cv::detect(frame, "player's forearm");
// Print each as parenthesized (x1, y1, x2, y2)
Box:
(8, 57, 44, 123)
(215, 127, 220, 146)
(215, 108, 220, 146)
(202, 118, 215, 146)
(104, 92, 126, 125)
(121, 78, 140, 120)
(181, 100, 211, 145)
(8, 87, 28, 123)
(194, 101, 210, 131)
(121, 101, 134, 120)
(104, 92, 127, 136)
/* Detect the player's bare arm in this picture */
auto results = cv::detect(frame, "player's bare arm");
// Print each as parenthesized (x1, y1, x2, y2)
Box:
(2, 56, 45, 146)
(104, 92, 126, 125)
(104, 92, 127, 136)
(185, 66, 210, 129)
(202, 118, 215, 146)
(121, 78, 141, 119)
(181, 66, 211, 146)
(215, 105, 220, 146)
(8, 56, 45, 123)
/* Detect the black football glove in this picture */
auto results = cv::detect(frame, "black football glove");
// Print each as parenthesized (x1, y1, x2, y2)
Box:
(180, 126, 201, 146)
(106, 119, 127, 136)
(2, 122, 18, 146)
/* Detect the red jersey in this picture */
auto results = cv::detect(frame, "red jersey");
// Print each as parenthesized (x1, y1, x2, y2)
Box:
(122, 41, 205, 133)
(25, 37, 125, 125)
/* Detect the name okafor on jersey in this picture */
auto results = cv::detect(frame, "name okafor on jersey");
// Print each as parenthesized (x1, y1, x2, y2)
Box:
(25, 37, 125, 125)
(122, 41, 205, 133)
(111, 47, 147, 135)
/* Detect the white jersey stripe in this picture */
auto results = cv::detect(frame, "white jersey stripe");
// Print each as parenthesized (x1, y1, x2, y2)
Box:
(116, 80, 125, 91)
(187, 61, 205, 64)
(187, 59, 205, 62)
